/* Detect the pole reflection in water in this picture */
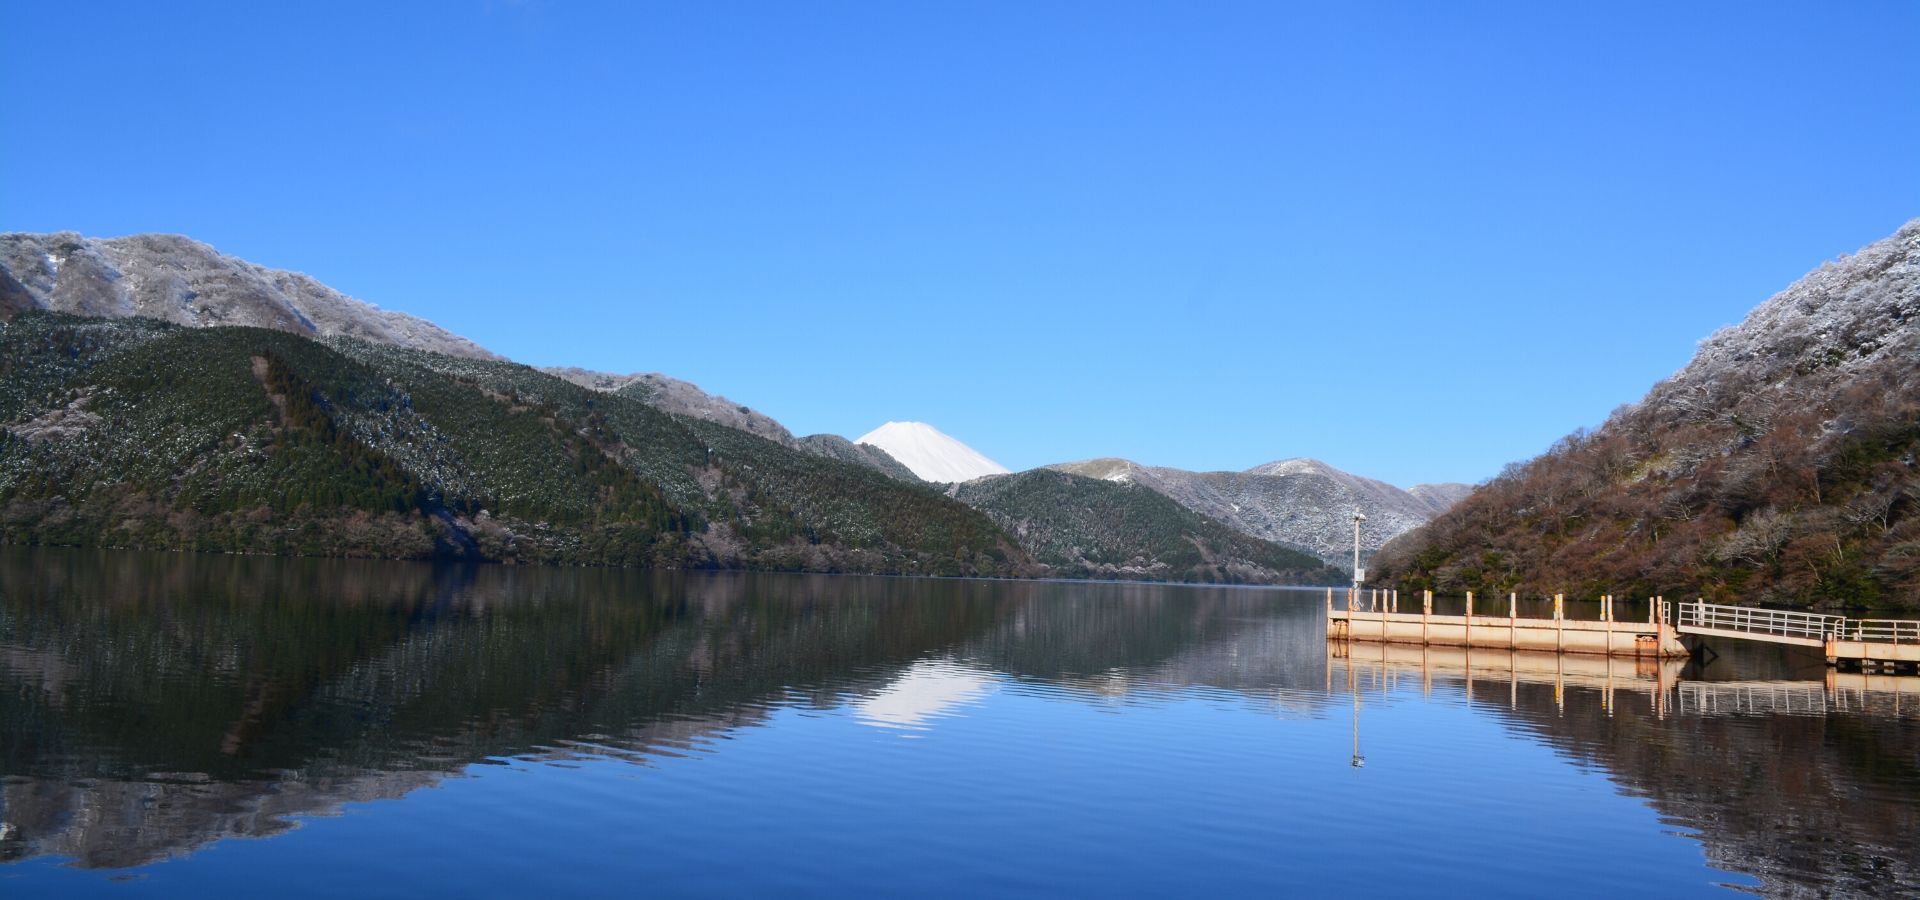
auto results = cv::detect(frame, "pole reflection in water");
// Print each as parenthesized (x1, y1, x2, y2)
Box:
(1348, 650, 1364, 769)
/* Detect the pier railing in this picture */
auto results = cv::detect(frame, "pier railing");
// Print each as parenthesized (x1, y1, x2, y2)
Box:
(1840, 619, 1919, 645)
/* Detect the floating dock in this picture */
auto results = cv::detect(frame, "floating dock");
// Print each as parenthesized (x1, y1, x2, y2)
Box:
(1326, 589, 1690, 658)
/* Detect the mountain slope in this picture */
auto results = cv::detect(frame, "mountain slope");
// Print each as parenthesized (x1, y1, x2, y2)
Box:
(794, 434, 921, 482)
(0, 312, 1024, 576)
(856, 421, 1009, 483)
(0, 232, 496, 360)
(542, 367, 800, 446)
(1373, 220, 1920, 609)
(1049, 457, 1470, 564)
(954, 469, 1344, 585)
(545, 367, 921, 482)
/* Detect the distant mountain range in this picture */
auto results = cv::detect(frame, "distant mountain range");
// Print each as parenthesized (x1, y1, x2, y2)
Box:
(953, 469, 1338, 584)
(1049, 457, 1470, 564)
(1374, 219, 1920, 609)
(0, 230, 1451, 583)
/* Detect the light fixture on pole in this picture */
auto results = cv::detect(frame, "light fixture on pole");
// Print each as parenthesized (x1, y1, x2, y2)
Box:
(1351, 508, 1367, 594)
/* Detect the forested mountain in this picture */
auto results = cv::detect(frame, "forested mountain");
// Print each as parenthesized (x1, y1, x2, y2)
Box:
(543, 367, 799, 445)
(1049, 457, 1468, 565)
(0, 233, 925, 484)
(0, 313, 1021, 575)
(954, 469, 1344, 585)
(1373, 220, 1920, 609)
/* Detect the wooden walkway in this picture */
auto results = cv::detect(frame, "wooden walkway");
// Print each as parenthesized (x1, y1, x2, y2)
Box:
(1675, 601, 1919, 672)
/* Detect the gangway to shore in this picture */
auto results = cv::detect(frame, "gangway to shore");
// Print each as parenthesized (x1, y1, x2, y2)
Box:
(1675, 601, 1919, 673)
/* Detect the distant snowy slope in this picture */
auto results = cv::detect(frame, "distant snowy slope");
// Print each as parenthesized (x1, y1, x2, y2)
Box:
(0, 232, 498, 359)
(855, 422, 1009, 483)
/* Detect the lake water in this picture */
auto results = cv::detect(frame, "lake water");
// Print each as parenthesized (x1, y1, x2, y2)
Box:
(1, 548, 1915, 897)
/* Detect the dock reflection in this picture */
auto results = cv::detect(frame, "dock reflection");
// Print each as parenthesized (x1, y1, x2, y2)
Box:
(1328, 637, 1685, 717)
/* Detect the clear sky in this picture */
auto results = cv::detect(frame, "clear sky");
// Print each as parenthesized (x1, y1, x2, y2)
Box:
(3, 2, 1915, 486)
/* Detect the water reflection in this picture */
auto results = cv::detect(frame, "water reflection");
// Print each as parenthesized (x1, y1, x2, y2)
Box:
(855, 661, 997, 731)
(1, 547, 1916, 896)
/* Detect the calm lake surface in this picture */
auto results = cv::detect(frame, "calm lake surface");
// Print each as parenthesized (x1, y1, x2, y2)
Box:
(1, 548, 1915, 897)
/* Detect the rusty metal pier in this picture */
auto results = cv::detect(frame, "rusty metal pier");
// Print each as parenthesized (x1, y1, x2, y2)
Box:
(1326, 589, 1689, 658)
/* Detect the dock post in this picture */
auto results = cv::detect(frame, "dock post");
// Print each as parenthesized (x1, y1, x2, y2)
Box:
(1509, 593, 1517, 650)
(1655, 595, 1667, 647)
(1465, 591, 1474, 648)
(1555, 594, 1565, 653)
(1604, 594, 1614, 653)
(1422, 590, 1431, 645)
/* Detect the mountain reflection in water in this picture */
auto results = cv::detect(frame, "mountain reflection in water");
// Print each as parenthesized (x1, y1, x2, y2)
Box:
(0, 547, 1915, 897)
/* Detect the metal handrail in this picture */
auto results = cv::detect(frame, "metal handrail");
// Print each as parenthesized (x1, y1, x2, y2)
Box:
(1840, 619, 1920, 645)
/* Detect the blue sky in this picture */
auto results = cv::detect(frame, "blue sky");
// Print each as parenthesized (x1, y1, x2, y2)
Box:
(3, 2, 1915, 486)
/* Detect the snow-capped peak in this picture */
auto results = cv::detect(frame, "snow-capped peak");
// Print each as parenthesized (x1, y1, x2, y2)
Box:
(854, 421, 1009, 484)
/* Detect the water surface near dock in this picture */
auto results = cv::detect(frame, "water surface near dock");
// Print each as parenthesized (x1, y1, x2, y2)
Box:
(1, 548, 1914, 897)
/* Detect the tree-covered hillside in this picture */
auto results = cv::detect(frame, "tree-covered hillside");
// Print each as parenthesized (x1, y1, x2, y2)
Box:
(955, 469, 1344, 585)
(1373, 220, 1920, 610)
(0, 313, 1023, 575)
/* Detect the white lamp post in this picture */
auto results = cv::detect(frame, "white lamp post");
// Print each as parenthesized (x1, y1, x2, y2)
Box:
(1351, 509, 1367, 594)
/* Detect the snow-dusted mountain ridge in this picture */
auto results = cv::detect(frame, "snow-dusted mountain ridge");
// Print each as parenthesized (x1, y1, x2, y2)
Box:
(0, 232, 497, 360)
(855, 422, 1010, 484)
